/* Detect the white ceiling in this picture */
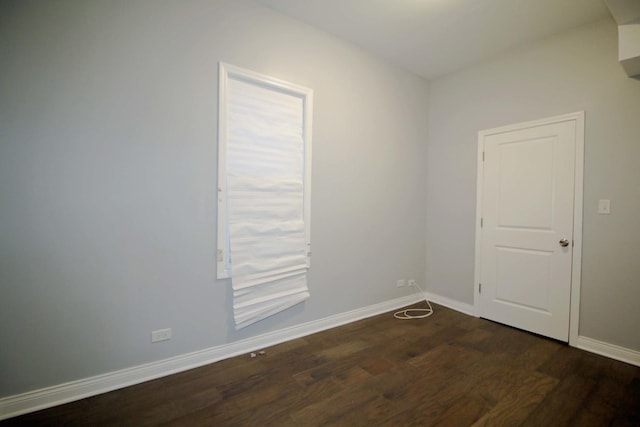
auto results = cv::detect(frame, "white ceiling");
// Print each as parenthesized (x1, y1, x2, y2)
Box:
(255, 0, 612, 79)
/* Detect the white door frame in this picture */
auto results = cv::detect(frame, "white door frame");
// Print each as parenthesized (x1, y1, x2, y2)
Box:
(473, 111, 585, 346)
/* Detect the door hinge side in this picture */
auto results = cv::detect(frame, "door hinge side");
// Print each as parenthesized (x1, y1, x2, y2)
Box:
(482, 151, 485, 162)
(480, 218, 483, 228)
(479, 283, 482, 293)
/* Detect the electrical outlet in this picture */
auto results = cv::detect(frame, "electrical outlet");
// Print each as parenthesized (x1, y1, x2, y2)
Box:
(408, 279, 416, 287)
(396, 279, 405, 288)
(151, 328, 172, 343)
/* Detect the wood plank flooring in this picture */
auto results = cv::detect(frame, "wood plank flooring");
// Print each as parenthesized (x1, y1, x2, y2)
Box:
(3, 303, 640, 426)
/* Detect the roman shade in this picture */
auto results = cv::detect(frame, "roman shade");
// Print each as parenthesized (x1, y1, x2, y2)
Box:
(218, 63, 312, 329)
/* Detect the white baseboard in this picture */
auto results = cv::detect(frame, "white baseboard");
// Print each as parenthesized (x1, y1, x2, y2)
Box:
(0, 294, 421, 421)
(420, 291, 640, 368)
(423, 291, 477, 316)
(7, 293, 635, 421)
(575, 335, 640, 367)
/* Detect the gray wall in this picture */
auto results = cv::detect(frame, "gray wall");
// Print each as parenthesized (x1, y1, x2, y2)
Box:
(0, 0, 429, 397)
(426, 18, 640, 351)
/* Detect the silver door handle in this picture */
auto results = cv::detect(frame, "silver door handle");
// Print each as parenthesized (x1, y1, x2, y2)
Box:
(559, 238, 570, 247)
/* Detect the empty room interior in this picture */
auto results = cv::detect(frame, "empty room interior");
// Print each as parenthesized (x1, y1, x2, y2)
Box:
(1, 0, 639, 424)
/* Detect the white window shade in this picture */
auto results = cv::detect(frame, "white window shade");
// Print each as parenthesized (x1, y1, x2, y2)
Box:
(217, 63, 312, 330)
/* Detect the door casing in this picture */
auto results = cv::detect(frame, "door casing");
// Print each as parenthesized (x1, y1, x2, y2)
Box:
(473, 111, 584, 346)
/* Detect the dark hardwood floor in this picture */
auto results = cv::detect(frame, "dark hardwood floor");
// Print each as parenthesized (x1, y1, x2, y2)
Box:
(3, 303, 640, 426)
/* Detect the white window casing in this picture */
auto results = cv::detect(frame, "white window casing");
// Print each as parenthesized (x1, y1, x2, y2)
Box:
(217, 63, 313, 329)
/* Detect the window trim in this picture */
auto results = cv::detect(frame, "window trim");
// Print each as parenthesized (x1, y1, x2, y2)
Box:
(217, 62, 313, 279)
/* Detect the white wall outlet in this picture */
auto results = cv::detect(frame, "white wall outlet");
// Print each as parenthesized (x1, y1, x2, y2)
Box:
(598, 199, 611, 214)
(151, 328, 172, 343)
(396, 279, 405, 287)
(408, 279, 416, 287)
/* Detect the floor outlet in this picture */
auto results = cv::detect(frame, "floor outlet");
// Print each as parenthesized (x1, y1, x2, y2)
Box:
(151, 328, 172, 343)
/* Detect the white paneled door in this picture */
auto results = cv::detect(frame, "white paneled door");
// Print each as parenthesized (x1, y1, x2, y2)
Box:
(477, 114, 583, 342)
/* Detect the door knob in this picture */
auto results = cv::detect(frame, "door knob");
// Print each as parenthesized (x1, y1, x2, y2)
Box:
(559, 238, 570, 247)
